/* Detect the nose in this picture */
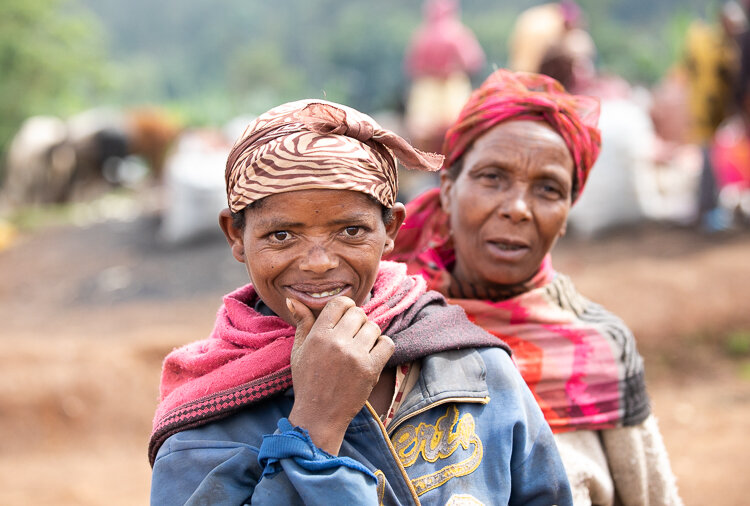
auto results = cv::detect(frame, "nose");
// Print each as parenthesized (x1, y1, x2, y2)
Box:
(299, 244, 339, 273)
(499, 186, 532, 223)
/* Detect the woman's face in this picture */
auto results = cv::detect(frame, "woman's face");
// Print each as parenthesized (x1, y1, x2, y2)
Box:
(220, 189, 405, 325)
(440, 120, 574, 288)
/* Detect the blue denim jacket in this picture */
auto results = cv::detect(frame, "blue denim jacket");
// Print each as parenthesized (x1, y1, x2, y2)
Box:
(151, 347, 573, 505)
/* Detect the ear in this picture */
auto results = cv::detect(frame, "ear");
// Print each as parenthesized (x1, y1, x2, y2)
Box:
(439, 172, 454, 214)
(382, 202, 406, 256)
(219, 208, 246, 264)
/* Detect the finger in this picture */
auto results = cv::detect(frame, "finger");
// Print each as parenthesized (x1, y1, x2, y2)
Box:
(352, 320, 382, 351)
(369, 334, 395, 370)
(312, 296, 357, 332)
(331, 305, 369, 340)
(287, 298, 316, 352)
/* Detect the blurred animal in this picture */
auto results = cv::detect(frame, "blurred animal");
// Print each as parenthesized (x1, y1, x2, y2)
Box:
(1, 107, 181, 210)
(1, 116, 74, 207)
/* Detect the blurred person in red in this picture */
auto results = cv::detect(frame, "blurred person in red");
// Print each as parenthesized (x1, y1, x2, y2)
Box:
(403, 0, 485, 156)
(710, 0, 750, 225)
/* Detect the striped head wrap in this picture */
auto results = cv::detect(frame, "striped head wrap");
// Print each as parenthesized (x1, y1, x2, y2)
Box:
(225, 99, 443, 213)
(443, 69, 601, 201)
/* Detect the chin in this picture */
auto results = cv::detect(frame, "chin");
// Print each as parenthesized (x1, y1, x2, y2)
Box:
(486, 269, 530, 287)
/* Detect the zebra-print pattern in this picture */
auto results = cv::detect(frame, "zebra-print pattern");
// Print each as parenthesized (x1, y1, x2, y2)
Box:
(224, 100, 442, 213)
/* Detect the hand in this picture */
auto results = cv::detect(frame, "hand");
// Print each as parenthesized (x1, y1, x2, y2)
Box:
(286, 296, 394, 455)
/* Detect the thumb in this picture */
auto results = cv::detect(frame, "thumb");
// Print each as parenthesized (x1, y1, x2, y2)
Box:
(287, 298, 315, 349)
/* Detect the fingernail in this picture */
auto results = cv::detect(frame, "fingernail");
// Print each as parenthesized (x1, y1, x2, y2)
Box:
(286, 298, 296, 317)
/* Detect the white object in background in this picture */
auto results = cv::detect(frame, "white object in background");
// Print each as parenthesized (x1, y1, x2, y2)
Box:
(568, 99, 651, 237)
(159, 130, 229, 244)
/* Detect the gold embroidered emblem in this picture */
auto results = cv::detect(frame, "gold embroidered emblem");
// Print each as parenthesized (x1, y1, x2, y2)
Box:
(374, 470, 386, 505)
(392, 405, 483, 496)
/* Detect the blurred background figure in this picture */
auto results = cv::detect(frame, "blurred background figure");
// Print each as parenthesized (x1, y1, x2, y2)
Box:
(709, 0, 750, 227)
(508, 1, 597, 93)
(683, 1, 747, 231)
(403, 0, 484, 155)
(402, 0, 484, 202)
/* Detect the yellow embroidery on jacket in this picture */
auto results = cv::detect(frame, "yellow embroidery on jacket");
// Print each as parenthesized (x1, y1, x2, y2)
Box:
(391, 405, 483, 496)
(374, 470, 386, 505)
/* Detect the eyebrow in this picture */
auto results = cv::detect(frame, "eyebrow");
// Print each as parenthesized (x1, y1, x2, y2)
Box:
(326, 213, 376, 226)
(254, 213, 375, 230)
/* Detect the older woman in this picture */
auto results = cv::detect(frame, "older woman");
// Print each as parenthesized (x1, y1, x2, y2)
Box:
(389, 70, 682, 506)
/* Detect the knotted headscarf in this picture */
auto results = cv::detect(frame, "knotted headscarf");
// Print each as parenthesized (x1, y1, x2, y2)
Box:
(443, 69, 601, 201)
(225, 100, 443, 213)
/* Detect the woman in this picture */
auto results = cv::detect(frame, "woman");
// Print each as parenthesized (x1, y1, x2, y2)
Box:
(388, 70, 682, 506)
(149, 99, 573, 504)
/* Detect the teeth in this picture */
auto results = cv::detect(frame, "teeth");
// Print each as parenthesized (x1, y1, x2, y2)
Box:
(309, 287, 343, 298)
(496, 243, 522, 251)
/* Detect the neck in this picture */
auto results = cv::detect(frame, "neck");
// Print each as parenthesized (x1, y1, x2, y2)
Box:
(448, 258, 552, 301)
(448, 271, 536, 301)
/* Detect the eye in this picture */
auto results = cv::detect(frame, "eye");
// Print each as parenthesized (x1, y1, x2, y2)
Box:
(536, 182, 565, 200)
(473, 167, 506, 187)
(479, 172, 500, 182)
(343, 226, 362, 237)
(271, 231, 290, 241)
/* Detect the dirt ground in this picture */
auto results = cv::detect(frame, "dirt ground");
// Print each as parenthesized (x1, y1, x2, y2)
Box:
(0, 202, 749, 505)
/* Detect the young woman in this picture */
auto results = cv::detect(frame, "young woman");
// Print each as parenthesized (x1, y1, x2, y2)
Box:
(149, 99, 573, 505)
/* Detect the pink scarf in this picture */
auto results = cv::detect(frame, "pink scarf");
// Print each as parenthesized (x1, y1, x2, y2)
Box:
(149, 261, 505, 464)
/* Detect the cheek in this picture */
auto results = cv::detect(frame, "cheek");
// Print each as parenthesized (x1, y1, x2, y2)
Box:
(538, 204, 569, 241)
(451, 194, 492, 231)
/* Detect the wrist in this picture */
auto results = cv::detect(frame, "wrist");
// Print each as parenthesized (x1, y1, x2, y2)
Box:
(288, 408, 347, 455)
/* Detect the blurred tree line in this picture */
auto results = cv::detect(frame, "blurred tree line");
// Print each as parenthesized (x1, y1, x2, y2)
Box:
(0, 0, 110, 157)
(0, 0, 720, 166)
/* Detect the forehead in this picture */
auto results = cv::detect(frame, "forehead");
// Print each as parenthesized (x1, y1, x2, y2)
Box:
(467, 120, 574, 168)
(245, 189, 381, 226)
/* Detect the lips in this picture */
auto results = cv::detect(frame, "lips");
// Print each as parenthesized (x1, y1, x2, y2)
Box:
(485, 237, 530, 260)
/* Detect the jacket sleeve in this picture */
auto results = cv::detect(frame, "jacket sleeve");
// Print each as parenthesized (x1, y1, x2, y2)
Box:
(508, 419, 574, 506)
(504, 358, 574, 506)
(150, 418, 380, 506)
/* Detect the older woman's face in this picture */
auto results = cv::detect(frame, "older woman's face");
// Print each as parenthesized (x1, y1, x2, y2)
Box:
(440, 120, 574, 288)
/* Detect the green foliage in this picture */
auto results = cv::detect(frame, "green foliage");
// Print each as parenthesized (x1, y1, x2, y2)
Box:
(0, 0, 723, 151)
(0, 0, 109, 159)
(725, 330, 750, 357)
(587, 5, 700, 85)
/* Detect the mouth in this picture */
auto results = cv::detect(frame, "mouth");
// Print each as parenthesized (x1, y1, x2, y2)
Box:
(307, 287, 344, 298)
(489, 241, 527, 251)
(286, 282, 353, 308)
(486, 238, 530, 259)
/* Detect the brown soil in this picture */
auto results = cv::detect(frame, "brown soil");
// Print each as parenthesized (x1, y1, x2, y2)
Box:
(0, 211, 748, 505)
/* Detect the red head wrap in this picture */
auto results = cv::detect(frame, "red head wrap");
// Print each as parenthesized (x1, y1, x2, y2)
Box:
(442, 69, 601, 201)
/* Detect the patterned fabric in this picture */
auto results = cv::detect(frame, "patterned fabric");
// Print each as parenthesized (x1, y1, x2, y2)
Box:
(381, 362, 420, 428)
(149, 261, 507, 465)
(386, 189, 650, 432)
(442, 69, 601, 201)
(225, 100, 443, 212)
